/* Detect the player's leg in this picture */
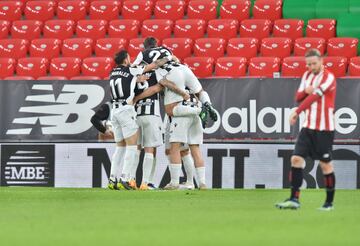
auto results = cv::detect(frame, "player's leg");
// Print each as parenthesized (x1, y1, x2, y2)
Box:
(140, 147, 155, 190)
(128, 145, 141, 190)
(188, 116, 206, 189)
(139, 115, 163, 190)
(317, 131, 336, 211)
(276, 129, 310, 209)
(180, 148, 195, 190)
(318, 161, 336, 211)
(117, 108, 140, 190)
(164, 116, 190, 190)
(148, 149, 157, 189)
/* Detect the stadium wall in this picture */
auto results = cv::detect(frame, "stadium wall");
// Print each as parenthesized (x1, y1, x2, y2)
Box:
(0, 79, 359, 188)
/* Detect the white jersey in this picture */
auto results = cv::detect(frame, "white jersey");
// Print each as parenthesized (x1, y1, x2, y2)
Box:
(156, 64, 203, 105)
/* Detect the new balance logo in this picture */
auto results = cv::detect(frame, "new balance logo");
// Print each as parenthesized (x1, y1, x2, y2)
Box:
(7, 84, 105, 135)
(1, 145, 55, 186)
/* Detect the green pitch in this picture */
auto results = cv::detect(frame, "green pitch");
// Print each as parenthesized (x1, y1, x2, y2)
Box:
(0, 188, 359, 246)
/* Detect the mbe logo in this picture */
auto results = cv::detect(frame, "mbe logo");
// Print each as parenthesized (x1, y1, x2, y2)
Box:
(1, 145, 55, 186)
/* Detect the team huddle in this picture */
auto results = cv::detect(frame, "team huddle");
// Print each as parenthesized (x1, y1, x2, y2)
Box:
(92, 37, 218, 191)
(91, 38, 337, 211)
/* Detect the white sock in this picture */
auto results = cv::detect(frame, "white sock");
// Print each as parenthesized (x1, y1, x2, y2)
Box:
(182, 154, 194, 184)
(142, 153, 154, 184)
(196, 167, 206, 185)
(110, 146, 125, 180)
(199, 91, 211, 104)
(173, 105, 201, 116)
(130, 150, 141, 180)
(169, 164, 181, 185)
(149, 157, 157, 184)
(121, 145, 138, 181)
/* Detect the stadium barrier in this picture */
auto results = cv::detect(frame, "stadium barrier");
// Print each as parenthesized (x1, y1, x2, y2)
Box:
(0, 79, 359, 188)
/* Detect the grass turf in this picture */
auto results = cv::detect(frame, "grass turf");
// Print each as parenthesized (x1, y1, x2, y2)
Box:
(0, 188, 359, 246)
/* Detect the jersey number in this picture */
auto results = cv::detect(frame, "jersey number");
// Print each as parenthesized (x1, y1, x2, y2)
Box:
(149, 49, 171, 62)
(110, 78, 123, 99)
(137, 81, 149, 90)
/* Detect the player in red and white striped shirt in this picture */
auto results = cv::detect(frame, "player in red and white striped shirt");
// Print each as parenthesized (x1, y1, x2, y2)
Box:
(276, 49, 336, 211)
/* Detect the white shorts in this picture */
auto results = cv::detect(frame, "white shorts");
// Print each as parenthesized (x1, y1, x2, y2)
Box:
(111, 105, 139, 142)
(164, 118, 189, 151)
(169, 115, 203, 145)
(137, 115, 163, 148)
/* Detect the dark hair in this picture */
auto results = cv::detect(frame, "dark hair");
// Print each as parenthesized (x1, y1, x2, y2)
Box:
(305, 48, 321, 58)
(143, 37, 157, 49)
(114, 50, 128, 65)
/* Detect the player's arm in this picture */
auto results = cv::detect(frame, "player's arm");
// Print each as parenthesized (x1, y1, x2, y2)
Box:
(295, 73, 335, 115)
(159, 78, 190, 100)
(90, 104, 110, 134)
(143, 58, 170, 72)
(133, 84, 164, 104)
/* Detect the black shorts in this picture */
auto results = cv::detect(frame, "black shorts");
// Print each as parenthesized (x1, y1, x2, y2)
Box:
(293, 128, 335, 162)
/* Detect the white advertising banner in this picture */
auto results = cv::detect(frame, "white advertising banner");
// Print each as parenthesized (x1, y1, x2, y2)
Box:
(1, 143, 359, 189)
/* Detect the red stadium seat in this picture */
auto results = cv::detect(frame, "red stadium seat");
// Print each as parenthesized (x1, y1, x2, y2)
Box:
(89, 1, 120, 21)
(108, 19, 140, 39)
(95, 38, 127, 57)
(24, 1, 56, 22)
(81, 57, 114, 78)
(349, 57, 360, 77)
(0, 20, 10, 39)
(273, 19, 304, 41)
(294, 38, 326, 56)
(215, 57, 247, 77)
(57, 0, 87, 22)
(30, 38, 61, 60)
(122, 0, 153, 23)
(249, 57, 281, 77)
(11, 20, 43, 40)
(4, 76, 34, 80)
(323, 56, 348, 77)
(226, 38, 259, 60)
(194, 38, 226, 59)
(154, 1, 185, 21)
(281, 56, 307, 77)
(128, 38, 145, 58)
(327, 38, 359, 60)
(37, 76, 68, 80)
(260, 37, 292, 60)
(16, 57, 49, 79)
(306, 19, 336, 40)
(0, 1, 23, 22)
(162, 38, 193, 61)
(253, 0, 282, 21)
(174, 19, 206, 39)
(220, 0, 251, 22)
(184, 57, 214, 78)
(0, 58, 16, 78)
(187, 0, 217, 22)
(240, 19, 272, 41)
(207, 19, 239, 39)
(70, 76, 102, 80)
(0, 39, 29, 59)
(76, 20, 107, 40)
(43, 20, 75, 40)
(62, 38, 94, 59)
(141, 19, 173, 41)
(50, 57, 82, 77)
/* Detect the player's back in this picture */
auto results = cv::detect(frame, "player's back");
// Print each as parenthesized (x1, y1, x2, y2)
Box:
(139, 46, 173, 64)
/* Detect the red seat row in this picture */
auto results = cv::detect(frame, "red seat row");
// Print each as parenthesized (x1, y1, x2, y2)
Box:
(1, 55, 358, 80)
(0, 17, 337, 42)
(185, 56, 359, 78)
(0, 56, 114, 79)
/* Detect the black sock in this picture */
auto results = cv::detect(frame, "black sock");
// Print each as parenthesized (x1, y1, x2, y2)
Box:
(290, 167, 303, 200)
(324, 172, 336, 204)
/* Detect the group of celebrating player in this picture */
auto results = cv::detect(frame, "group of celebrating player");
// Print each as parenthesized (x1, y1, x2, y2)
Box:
(91, 37, 337, 211)
(91, 37, 218, 191)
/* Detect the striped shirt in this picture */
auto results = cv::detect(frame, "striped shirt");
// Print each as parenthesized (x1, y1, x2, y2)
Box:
(296, 69, 336, 131)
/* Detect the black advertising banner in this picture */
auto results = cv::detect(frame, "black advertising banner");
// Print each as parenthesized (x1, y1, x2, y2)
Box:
(0, 78, 359, 141)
